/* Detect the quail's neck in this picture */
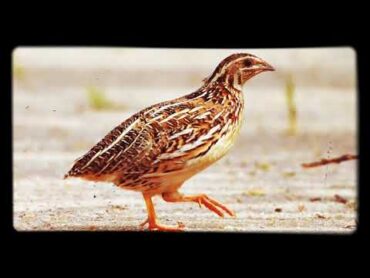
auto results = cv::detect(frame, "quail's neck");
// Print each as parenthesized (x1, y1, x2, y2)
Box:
(208, 76, 243, 93)
(205, 80, 243, 95)
(224, 81, 243, 93)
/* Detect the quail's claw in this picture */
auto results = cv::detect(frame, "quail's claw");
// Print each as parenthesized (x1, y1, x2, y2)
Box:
(187, 194, 235, 218)
(200, 197, 225, 217)
(205, 195, 236, 217)
(139, 218, 149, 229)
(147, 222, 185, 232)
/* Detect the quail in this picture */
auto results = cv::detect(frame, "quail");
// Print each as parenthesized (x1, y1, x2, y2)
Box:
(65, 53, 275, 231)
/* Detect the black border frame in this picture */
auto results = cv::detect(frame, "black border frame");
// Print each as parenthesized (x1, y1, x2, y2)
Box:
(1, 26, 368, 251)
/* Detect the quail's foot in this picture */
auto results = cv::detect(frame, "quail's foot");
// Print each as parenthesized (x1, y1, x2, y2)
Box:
(140, 218, 185, 232)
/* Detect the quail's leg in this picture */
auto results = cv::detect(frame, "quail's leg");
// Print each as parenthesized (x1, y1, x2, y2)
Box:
(141, 193, 184, 232)
(162, 191, 236, 217)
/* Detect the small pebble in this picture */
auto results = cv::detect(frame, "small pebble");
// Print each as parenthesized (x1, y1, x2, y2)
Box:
(298, 204, 305, 212)
(282, 171, 296, 178)
(315, 213, 327, 219)
(334, 194, 347, 204)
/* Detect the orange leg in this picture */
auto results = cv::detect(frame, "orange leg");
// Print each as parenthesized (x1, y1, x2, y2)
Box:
(140, 193, 184, 232)
(162, 191, 236, 217)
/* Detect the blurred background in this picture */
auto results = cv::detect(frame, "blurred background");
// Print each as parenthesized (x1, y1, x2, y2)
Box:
(13, 47, 357, 232)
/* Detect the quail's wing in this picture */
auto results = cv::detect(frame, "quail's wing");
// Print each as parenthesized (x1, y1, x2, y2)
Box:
(65, 110, 156, 178)
(143, 95, 227, 171)
(66, 91, 226, 178)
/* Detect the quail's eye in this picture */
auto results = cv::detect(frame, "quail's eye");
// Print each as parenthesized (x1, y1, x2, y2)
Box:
(244, 59, 253, 67)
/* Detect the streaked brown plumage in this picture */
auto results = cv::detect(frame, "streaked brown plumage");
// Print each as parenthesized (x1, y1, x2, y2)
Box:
(65, 53, 275, 231)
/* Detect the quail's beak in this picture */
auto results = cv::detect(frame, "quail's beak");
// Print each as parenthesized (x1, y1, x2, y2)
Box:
(240, 57, 275, 83)
(259, 61, 275, 72)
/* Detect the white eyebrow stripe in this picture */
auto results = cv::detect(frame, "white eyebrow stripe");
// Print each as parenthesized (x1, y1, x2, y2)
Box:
(224, 57, 250, 71)
(209, 56, 249, 82)
(240, 65, 263, 71)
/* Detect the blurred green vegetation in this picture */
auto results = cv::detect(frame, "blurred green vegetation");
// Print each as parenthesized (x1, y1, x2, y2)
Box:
(285, 74, 297, 135)
(255, 161, 271, 172)
(86, 86, 126, 111)
(13, 62, 25, 81)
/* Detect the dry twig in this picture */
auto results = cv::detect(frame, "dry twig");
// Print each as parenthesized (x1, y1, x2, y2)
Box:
(302, 154, 358, 168)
